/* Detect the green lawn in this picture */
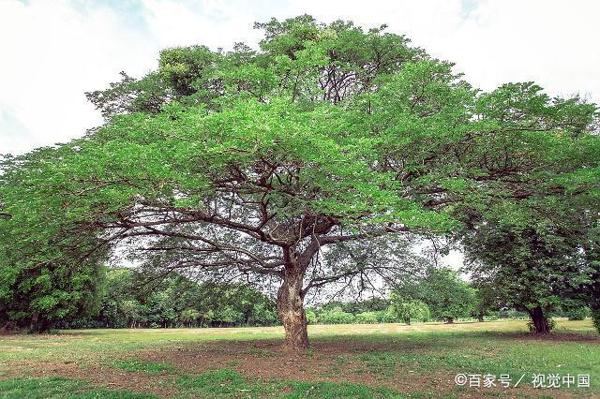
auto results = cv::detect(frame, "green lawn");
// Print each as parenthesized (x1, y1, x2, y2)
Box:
(0, 319, 598, 398)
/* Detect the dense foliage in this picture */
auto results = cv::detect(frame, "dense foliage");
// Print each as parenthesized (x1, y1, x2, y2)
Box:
(58, 268, 278, 329)
(461, 163, 600, 333)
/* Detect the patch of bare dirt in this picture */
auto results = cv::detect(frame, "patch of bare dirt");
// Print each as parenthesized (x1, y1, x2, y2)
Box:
(136, 339, 453, 393)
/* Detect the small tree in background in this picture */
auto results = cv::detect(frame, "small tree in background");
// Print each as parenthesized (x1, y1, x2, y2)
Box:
(390, 293, 430, 325)
(120, 299, 143, 328)
(582, 225, 600, 334)
(355, 311, 379, 324)
(564, 307, 591, 321)
(305, 309, 318, 325)
(471, 285, 500, 322)
(394, 267, 476, 323)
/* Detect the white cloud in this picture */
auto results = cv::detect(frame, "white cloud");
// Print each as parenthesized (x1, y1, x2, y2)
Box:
(138, 0, 264, 49)
(1, 0, 598, 155)
(444, 0, 600, 99)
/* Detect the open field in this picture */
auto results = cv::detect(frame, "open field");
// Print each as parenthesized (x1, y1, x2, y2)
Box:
(0, 319, 598, 398)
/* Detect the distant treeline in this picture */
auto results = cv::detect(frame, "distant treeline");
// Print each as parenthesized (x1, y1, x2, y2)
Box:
(58, 268, 279, 329)
(57, 267, 591, 330)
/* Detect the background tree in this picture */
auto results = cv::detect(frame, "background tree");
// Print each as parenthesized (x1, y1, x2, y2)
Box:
(179, 308, 200, 328)
(315, 297, 391, 315)
(462, 217, 589, 334)
(455, 81, 600, 333)
(394, 267, 476, 323)
(56, 268, 278, 329)
(471, 285, 499, 322)
(578, 216, 600, 333)
(389, 293, 430, 324)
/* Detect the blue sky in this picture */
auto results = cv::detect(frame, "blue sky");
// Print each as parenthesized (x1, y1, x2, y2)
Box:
(1, 0, 599, 155)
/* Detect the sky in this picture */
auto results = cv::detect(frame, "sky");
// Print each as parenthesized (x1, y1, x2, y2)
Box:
(1, 0, 599, 155)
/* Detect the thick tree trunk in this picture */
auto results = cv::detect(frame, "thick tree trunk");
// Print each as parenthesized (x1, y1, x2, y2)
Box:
(529, 306, 550, 334)
(277, 266, 309, 352)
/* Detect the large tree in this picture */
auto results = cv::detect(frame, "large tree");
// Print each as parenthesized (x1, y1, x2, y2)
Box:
(1, 16, 598, 350)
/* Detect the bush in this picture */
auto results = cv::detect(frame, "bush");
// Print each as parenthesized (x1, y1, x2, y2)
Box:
(317, 307, 355, 324)
(355, 311, 379, 324)
(305, 309, 318, 325)
(526, 318, 556, 332)
(565, 307, 590, 321)
(375, 308, 398, 323)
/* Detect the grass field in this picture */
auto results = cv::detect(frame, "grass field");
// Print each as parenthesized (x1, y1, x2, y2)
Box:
(0, 319, 598, 398)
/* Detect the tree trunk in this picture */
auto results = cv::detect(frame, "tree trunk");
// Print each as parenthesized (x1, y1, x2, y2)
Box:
(590, 298, 600, 334)
(592, 304, 600, 334)
(591, 273, 600, 334)
(29, 312, 51, 332)
(0, 321, 17, 334)
(529, 306, 550, 334)
(277, 265, 309, 352)
(478, 314, 484, 322)
(445, 317, 454, 324)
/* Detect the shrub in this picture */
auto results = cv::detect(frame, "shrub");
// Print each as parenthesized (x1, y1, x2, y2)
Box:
(526, 318, 556, 332)
(565, 307, 590, 321)
(374, 308, 398, 323)
(317, 307, 355, 324)
(504, 310, 529, 319)
(355, 311, 379, 324)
